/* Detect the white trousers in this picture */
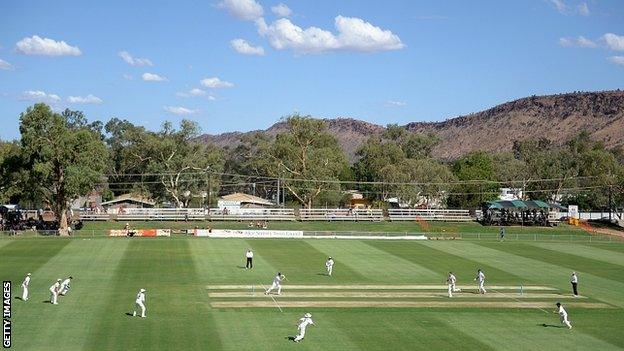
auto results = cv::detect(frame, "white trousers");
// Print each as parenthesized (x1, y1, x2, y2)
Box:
(327, 266, 333, 276)
(448, 284, 459, 297)
(22, 285, 29, 301)
(478, 281, 486, 294)
(134, 302, 146, 317)
(294, 326, 307, 342)
(266, 282, 282, 295)
(50, 290, 58, 304)
(560, 315, 572, 329)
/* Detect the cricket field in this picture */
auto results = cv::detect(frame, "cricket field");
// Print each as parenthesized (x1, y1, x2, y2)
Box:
(1, 230, 623, 350)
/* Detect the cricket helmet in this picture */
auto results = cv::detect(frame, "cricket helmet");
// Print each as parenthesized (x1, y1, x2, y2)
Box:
(304, 313, 312, 318)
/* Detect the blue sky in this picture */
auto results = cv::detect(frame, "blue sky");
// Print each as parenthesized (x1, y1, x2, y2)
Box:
(0, 0, 623, 140)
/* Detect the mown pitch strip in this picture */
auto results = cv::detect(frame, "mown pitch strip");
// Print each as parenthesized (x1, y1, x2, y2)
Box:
(207, 284, 608, 309)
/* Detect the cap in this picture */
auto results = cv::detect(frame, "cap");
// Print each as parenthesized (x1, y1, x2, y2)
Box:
(304, 313, 312, 318)
(27, 273, 31, 276)
(57, 279, 62, 282)
(140, 288, 146, 292)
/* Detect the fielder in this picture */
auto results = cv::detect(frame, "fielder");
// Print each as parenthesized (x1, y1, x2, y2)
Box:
(49, 279, 61, 305)
(447, 272, 461, 297)
(555, 302, 572, 329)
(21, 273, 31, 301)
(133, 288, 147, 318)
(325, 257, 334, 276)
(294, 312, 315, 343)
(474, 269, 486, 294)
(59, 276, 73, 295)
(265, 272, 286, 295)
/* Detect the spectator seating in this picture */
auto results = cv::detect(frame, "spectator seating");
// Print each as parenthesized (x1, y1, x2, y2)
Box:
(387, 208, 473, 221)
(299, 208, 384, 221)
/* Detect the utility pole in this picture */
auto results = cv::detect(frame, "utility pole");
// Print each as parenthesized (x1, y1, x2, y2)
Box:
(207, 173, 212, 209)
(609, 186, 613, 222)
(276, 177, 280, 206)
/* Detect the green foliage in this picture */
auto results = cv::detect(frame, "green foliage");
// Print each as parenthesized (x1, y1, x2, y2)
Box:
(448, 151, 499, 208)
(269, 115, 348, 208)
(354, 127, 448, 206)
(107, 119, 224, 207)
(19, 104, 108, 229)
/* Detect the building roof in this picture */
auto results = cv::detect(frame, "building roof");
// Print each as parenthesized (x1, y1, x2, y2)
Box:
(486, 200, 553, 210)
(100, 194, 156, 206)
(219, 192, 274, 206)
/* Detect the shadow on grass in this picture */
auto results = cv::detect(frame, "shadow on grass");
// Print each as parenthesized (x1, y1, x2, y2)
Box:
(540, 323, 564, 328)
(125, 312, 134, 317)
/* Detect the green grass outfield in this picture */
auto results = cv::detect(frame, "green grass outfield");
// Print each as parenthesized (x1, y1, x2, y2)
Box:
(1, 236, 624, 350)
(78, 220, 593, 236)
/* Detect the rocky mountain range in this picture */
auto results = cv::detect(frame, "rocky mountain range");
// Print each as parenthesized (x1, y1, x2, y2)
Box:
(197, 90, 624, 161)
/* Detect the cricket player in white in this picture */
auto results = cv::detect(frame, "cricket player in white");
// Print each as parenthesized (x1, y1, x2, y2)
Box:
(555, 302, 572, 329)
(294, 313, 315, 342)
(21, 273, 31, 301)
(265, 272, 286, 295)
(133, 288, 147, 318)
(49, 279, 61, 304)
(474, 269, 486, 294)
(59, 276, 72, 295)
(447, 272, 461, 297)
(325, 257, 334, 276)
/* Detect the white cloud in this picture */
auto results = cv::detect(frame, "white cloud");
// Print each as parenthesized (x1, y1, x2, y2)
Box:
(271, 3, 292, 17)
(603, 33, 624, 51)
(122, 74, 133, 80)
(67, 94, 103, 104)
(176, 88, 211, 98)
(15, 35, 81, 56)
(559, 36, 596, 48)
(0, 58, 13, 70)
(546, 0, 566, 13)
(163, 106, 199, 115)
(217, 0, 263, 21)
(230, 39, 265, 56)
(20, 90, 61, 104)
(608, 56, 624, 67)
(386, 100, 407, 107)
(201, 77, 234, 88)
(256, 16, 404, 54)
(142, 72, 168, 82)
(118, 51, 153, 66)
(577, 2, 590, 16)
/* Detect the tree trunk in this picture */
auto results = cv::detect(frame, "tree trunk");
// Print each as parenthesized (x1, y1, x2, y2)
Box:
(59, 208, 69, 236)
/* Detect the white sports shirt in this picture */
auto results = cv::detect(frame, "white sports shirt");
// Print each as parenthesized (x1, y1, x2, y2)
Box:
(298, 317, 314, 329)
(136, 292, 146, 304)
(326, 259, 334, 268)
(558, 305, 568, 317)
(246, 251, 254, 258)
(22, 276, 30, 287)
(60, 278, 71, 288)
(477, 271, 485, 282)
(571, 274, 578, 284)
(447, 274, 456, 284)
(273, 274, 284, 284)
(50, 282, 60, 292)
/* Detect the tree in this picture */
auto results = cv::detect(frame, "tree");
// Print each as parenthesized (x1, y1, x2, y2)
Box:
(19, 104, 108, 232)
(268, 115, 348, 208)
(448, 151, 498, 208)
(121, 120, 224, 207)
(0, 140, 28, 204)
